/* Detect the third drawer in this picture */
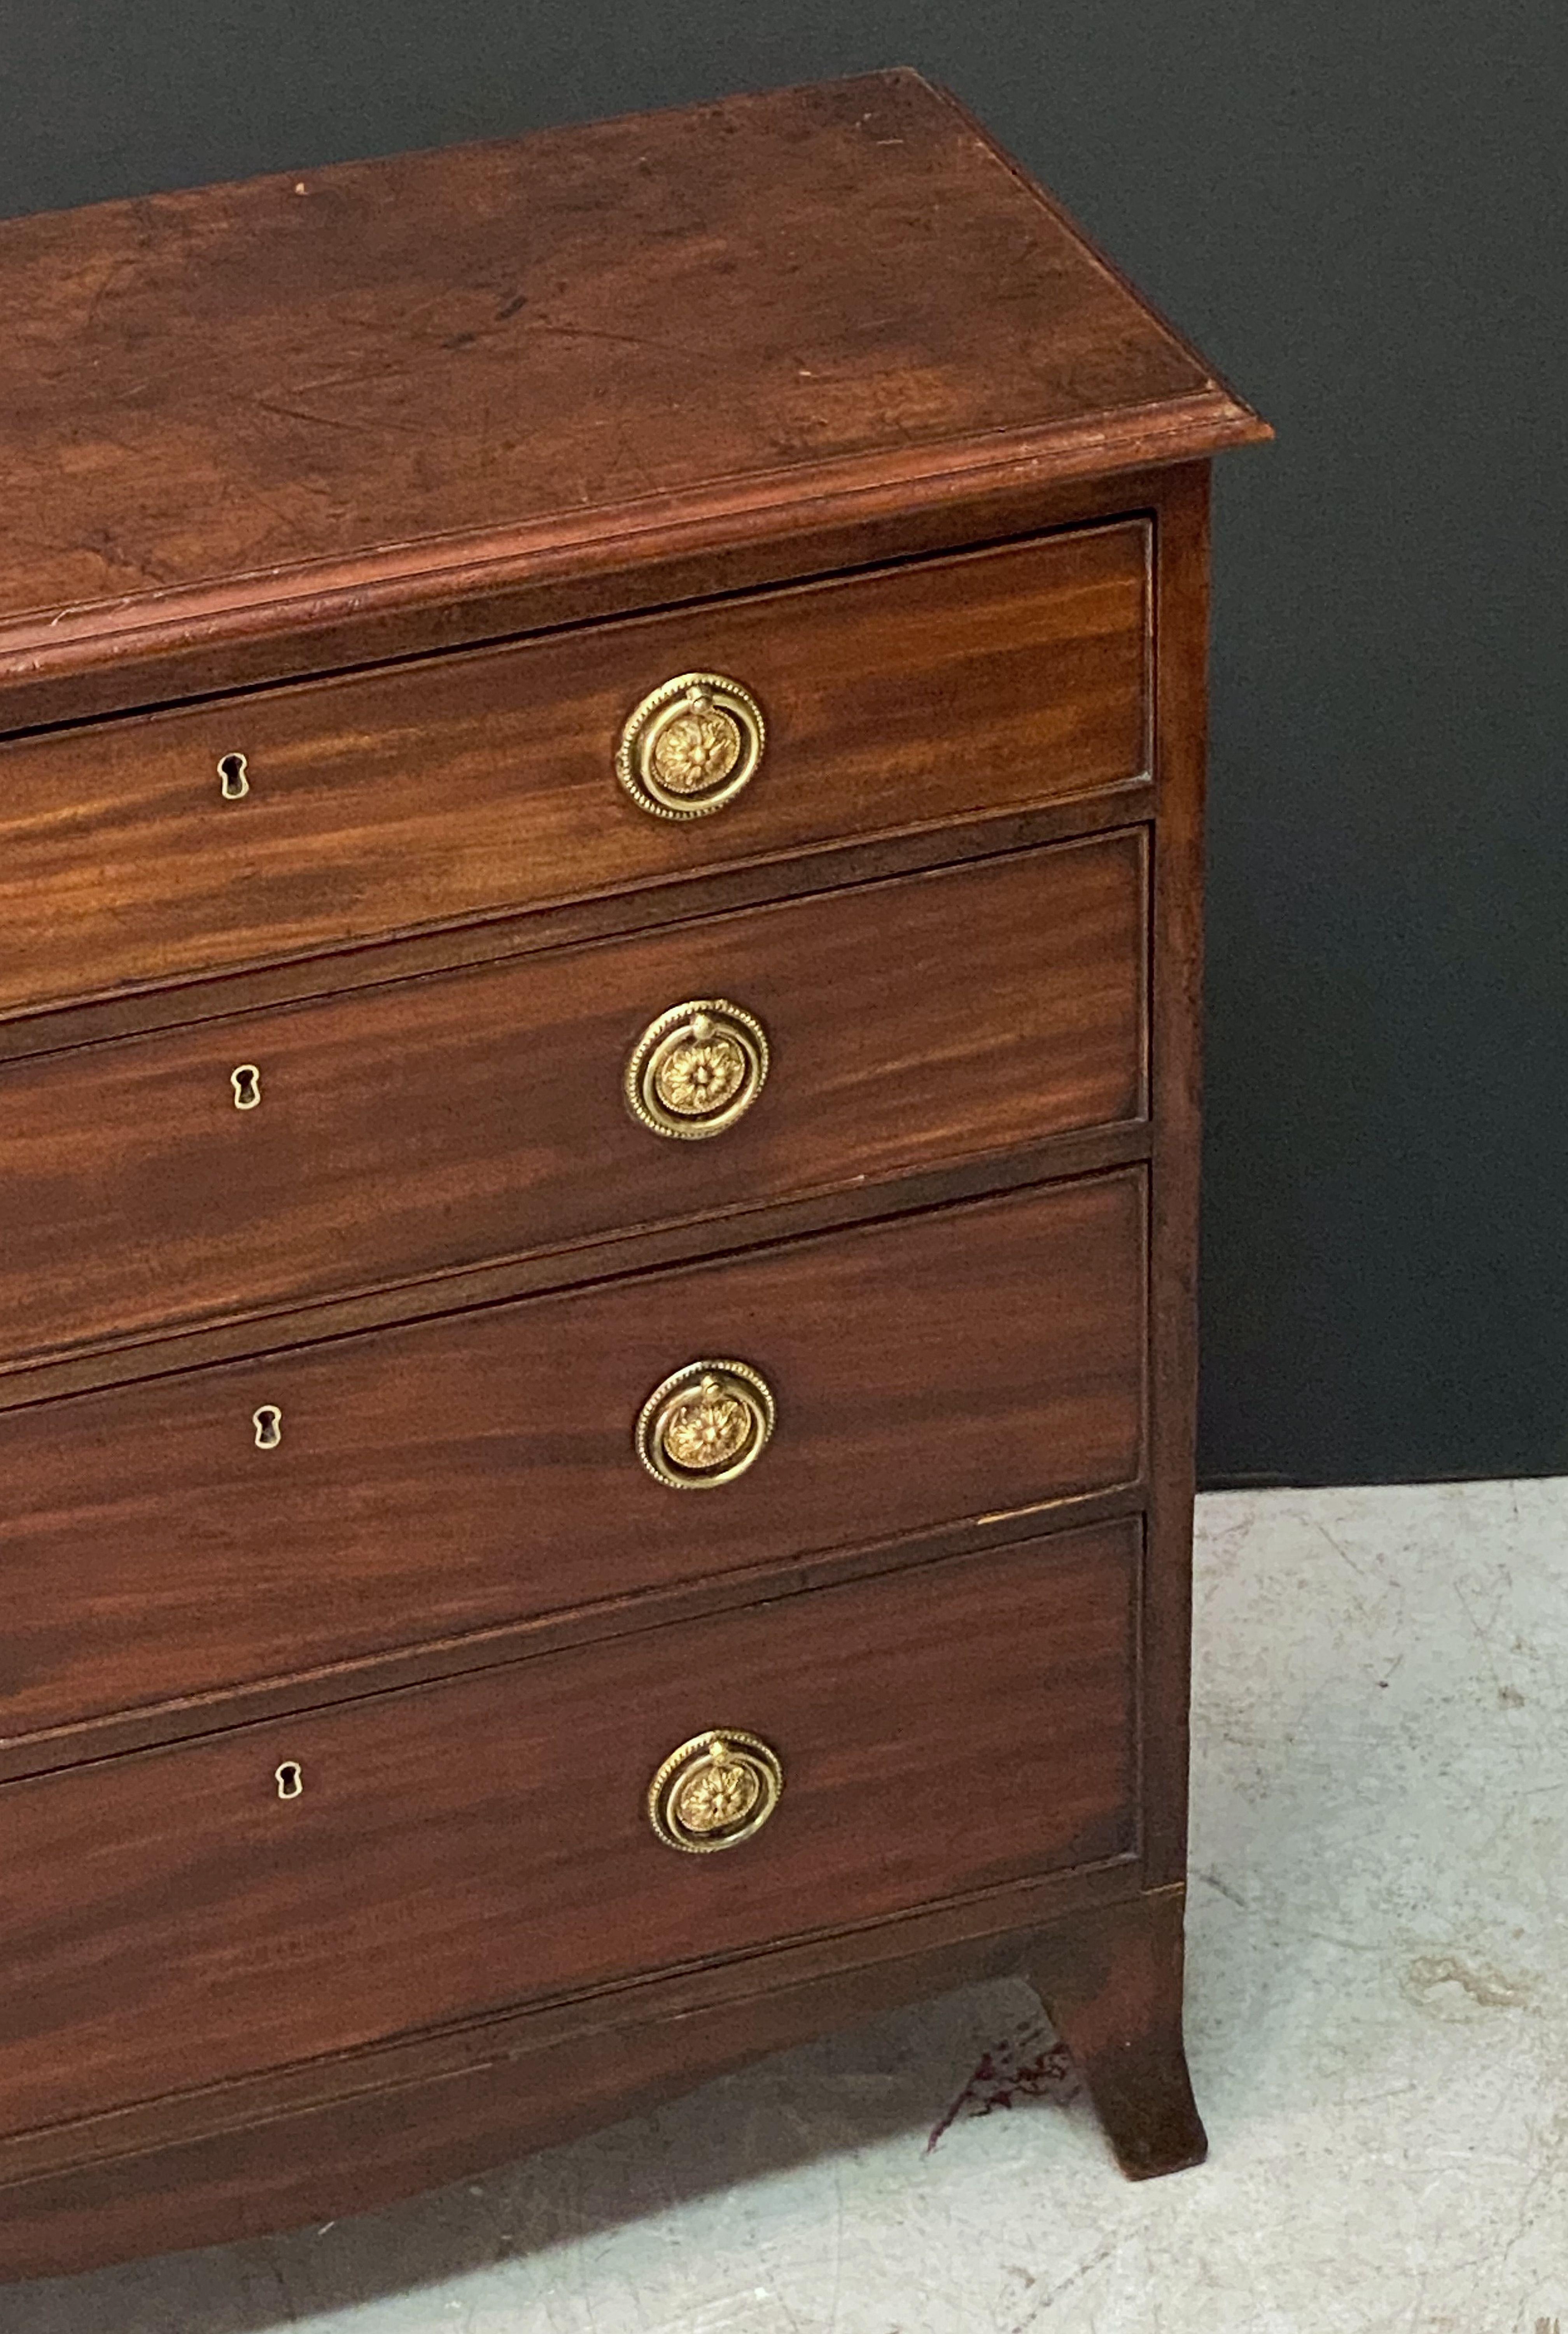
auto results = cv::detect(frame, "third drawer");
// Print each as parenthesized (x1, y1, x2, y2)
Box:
(0, 1172, 1144, 1740)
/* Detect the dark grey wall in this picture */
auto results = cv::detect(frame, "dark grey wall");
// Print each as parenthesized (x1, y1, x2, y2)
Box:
(4, 4, 1565, 1486)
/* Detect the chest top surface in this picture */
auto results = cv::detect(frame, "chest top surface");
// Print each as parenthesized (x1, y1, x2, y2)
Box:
(0, 69, 1262, 676)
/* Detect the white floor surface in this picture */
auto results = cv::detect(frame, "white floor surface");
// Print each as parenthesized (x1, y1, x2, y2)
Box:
(7, 1479, 1566, 2332)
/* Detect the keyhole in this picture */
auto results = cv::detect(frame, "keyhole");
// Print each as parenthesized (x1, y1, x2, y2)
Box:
(253, 1405, 282, 1450)
(275, 1761, 303, 1801)
(232, 1064, 261, 1110)
(218, 752, 249, 800)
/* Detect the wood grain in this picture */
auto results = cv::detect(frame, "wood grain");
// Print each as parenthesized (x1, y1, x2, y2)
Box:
(0, 1888, 1140, 2277)
(0, 1521, 1138, 2141)
(1142, 464, 1211, 1886)
(0, 774, 1153, 1069)
(0, 832, 1147, 1370)
(0, 524, 1147, 1022)
(0, 1483, 1144, 1784)
(0, 64, 1271, 2257)
(0, 70, 1263, 713)
(1026, 1884, 1206, 2179)
(0, 1175, 1145, 1740)
(0, 1835, 1139, 2199)
(0, 1118, 1150, 1419)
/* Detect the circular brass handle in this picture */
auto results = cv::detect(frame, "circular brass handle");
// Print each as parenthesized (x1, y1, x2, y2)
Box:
(616, 672, 765, 819)
(647, 1728, 783, 1853)
(635, 1359, 775, 1490)
(625, 998, 769, 1140)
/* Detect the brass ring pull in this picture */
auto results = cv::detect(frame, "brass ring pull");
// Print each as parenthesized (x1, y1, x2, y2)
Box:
(616, 672, 765, 819)
(625, 998, 769, 1140)
(635, 1359, 775, 1490)
(647, 1728, 783, 1853)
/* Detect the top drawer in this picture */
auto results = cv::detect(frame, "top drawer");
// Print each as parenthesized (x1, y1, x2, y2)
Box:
(0, 525, 1148, 1021)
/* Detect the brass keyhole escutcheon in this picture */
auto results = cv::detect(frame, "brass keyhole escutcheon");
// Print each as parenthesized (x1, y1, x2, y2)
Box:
(615, 672, 765, 819)
(625, 999, 769, 1140)
(646, 1729, 783, 1854)
(275, 1761, 304, 1801)
(217, 751, 250, 800)
(252, 1405, 282, 1450)
(635, 1359, 775, 1490)
(231, 1064, 261, 1111)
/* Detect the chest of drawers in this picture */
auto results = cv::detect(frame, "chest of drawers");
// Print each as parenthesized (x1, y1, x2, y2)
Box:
(0, 70, 1267, 2275)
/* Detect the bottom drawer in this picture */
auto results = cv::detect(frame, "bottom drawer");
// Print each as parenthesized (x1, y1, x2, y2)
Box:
(0, 1519, 1139, 2140)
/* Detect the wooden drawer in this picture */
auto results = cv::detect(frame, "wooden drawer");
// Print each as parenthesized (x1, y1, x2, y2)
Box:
(0, 1520, 1138, 2140)
(0, 526, 1148, 1022)
(0, 1175, 1144, 1738)
(0, 833, 1146, 1371)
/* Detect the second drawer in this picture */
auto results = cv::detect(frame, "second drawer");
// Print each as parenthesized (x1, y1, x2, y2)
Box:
(0, 1173, 1144, 1738)
(0, 832, 1145, 1370)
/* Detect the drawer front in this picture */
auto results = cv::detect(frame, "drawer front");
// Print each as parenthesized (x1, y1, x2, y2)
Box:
(0, 526, 1148, 1020)
(0, 833, 1146, 1369)
(0, 1175, 1144, 1736)
(0, 1520, 1138, 2139)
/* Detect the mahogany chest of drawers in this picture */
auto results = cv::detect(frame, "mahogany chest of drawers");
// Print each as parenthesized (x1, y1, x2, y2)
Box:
(0, 70, 1267, 2275)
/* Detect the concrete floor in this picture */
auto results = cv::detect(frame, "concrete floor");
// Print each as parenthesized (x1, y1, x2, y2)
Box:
(9, 1480, 1567, 2332)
